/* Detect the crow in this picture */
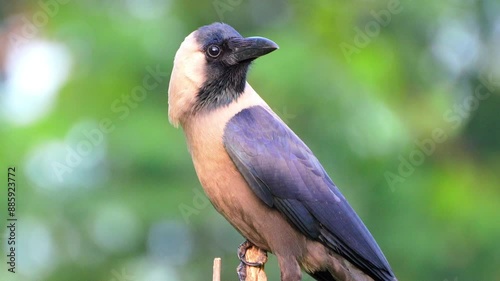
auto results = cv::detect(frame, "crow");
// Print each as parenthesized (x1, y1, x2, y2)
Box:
(168, 22, 397, 281)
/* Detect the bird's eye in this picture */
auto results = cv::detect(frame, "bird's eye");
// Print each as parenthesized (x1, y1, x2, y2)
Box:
(207, 45, 222, 58)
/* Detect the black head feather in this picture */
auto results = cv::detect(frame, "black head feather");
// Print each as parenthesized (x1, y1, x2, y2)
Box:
(193, 23, 278, 112)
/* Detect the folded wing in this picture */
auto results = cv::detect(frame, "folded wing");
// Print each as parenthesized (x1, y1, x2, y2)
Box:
(223, 106, 395, 281)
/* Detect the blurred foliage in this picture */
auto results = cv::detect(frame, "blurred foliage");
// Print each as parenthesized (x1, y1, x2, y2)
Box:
(1, 0, 499, 281)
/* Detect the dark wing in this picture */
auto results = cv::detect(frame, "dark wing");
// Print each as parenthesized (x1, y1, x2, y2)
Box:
(223, 106, 395, 281)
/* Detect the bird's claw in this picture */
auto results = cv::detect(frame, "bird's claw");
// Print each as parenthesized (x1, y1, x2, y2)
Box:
(237, 241, 268, 281)
(237, 240, 267, 267)
(237, 262, 247, 281)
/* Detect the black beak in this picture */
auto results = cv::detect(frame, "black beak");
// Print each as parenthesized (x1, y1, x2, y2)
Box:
(230, 36, 279, 64)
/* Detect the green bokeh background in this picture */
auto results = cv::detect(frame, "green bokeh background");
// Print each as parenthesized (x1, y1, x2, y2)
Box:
(1, 0, 499, 280)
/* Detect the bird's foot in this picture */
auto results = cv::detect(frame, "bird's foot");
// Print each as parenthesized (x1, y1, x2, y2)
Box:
(237, 262, 247, 281)
(237, 240, 267, 267)
(237, 240, 268, 281)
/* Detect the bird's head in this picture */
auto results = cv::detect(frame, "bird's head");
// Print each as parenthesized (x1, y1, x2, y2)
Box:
(168, 22, 278, 127)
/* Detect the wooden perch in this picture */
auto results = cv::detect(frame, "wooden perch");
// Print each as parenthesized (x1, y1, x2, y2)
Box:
(213, 258, 221, 281)
(212, 245, 268, 281)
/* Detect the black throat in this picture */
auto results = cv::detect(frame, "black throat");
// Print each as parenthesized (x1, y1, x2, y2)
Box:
(194, 62, 250, 113)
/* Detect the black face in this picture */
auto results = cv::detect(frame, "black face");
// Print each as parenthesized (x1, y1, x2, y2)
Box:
(193, 23, 278, 112)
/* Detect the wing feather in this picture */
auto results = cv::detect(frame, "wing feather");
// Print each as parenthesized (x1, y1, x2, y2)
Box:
(223, 106, 395, 281)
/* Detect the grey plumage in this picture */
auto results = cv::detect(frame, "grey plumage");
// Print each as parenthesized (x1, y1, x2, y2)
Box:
(224, 106, 395, 280)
